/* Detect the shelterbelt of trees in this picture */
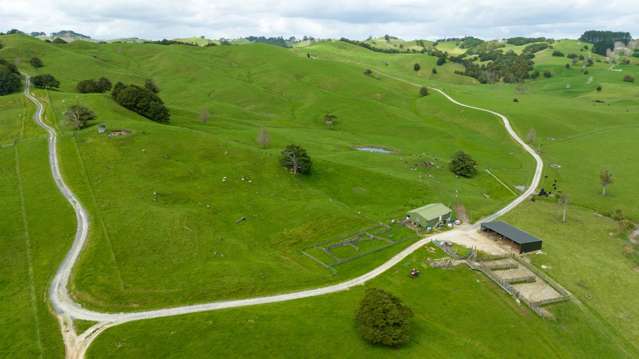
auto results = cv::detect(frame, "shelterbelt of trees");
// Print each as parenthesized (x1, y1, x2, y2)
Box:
(579, 30, 633, 55)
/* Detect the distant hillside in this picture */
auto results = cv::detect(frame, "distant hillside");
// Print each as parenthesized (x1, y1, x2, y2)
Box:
(108, 37, 148, 44)
(27, 30, 94, 43)
(173, 36, 218, 46)
(579, 30, 633, 55)
(50, 30, 92, 42)
(173, 35, 319, 48)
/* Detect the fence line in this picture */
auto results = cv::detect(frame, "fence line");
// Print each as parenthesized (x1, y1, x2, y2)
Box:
(512, 256, 572, 298)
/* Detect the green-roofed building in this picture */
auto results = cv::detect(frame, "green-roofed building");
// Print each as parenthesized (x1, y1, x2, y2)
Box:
(407, 203, 453, 228)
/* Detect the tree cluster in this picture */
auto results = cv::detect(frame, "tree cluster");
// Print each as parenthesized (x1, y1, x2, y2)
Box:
(506, 37, 549, 46)
(459, 37, 484, 49)
(521, 43, 549, 55)
(32, 74, 60, 89)
(111, 82, 170, 122)
(0, 58, 22, 96)
(456, 51, 533, 83)
(339, 38, 422, 54)
(144, 39, 196, 46)
(355, 288, 413, 347)
(245, 36, 291, 48)
(579, 30, 633, 56)
(449, 151, 477, 178)
(463, 41, 506, 56)
(77, 77, 112, 93)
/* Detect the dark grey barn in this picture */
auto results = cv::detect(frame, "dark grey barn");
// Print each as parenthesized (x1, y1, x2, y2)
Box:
(481, 221, 542, 253)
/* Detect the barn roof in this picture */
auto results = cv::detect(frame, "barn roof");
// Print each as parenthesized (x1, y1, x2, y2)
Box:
(480, 221, 541, 244)
(408, 203, 452, 221)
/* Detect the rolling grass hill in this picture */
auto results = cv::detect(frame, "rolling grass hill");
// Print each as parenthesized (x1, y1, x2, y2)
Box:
(88, 241, 636, 358)
(300, 38, 639, 219)
(1, 34, 531, 311)
(85, 38, 639, 358)
(0, 93, 70, 358)
(433, 40, 468, 56)
(2, 32, 639, 358)
(361, 36, 432, 52)
(296, 40, 475, 85)
(173, 37, 218, 47)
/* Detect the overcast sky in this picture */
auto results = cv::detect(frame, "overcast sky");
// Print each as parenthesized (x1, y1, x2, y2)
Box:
(1, 0, 638, 40)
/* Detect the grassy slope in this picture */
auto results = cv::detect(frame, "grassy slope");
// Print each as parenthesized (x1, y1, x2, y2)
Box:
(0, 35, 531, 310)
(88, 244, 634, 358)
(504, 200, 639, 352)
(173, 37, 218, 47)
(303, 39, 639, 219)
(86, 39, 639, 357)
(434, 40, 467, 56)
(0, 93, 69, 358)
(362, 37, 432, 52)
(300, 40, 475, 85)
(442, 57, 639, 219)
(3, 34, 638, 357)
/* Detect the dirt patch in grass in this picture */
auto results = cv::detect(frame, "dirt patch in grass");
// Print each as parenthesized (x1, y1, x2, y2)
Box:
(108, 129, 131, 137)
(454, 204, 469, 223)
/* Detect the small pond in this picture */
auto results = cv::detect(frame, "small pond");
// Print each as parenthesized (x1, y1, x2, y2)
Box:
(354, 146, 393, 154)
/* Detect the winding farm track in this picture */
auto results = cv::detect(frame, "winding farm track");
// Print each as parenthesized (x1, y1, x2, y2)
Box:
(23, 74, 543, 358)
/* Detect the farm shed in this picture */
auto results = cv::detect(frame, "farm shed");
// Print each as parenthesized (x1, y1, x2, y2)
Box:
(407, 203, 452, 228)
(481, 221, 542, 253)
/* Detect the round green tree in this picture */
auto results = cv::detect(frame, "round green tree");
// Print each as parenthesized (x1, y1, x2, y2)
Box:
(0, 61, 22, 95)
(32, 74, 60, 89)
(280, 144, 312, 175)
(30, 57, 44, 68)
(449, 151, 478, 178)
(356, 288, 413, 347)
(64, 105, 96, 129)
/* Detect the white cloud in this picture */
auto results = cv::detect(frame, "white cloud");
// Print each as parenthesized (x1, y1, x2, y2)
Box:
(0, 0, 637, 40)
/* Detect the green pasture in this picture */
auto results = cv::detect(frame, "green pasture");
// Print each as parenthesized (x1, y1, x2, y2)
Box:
(88, 242, 636, 358)
(0, 94, 69, 358)
(2, 32, 639, 358)
(1, 35, 531, 310)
